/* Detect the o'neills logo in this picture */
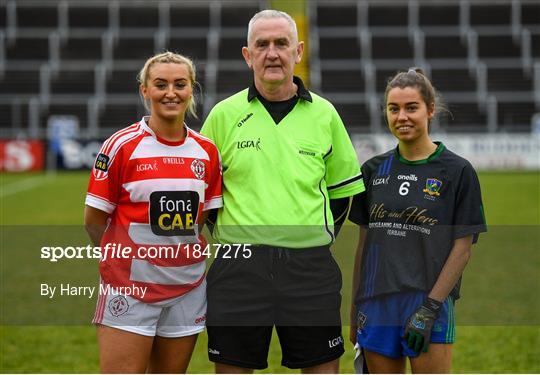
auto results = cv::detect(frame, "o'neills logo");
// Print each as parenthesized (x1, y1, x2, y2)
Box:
(237, 113, 253, 127)
(237, 138, 261, 151)
(398, 174, 418, 181)
(163, 157, 184, 165)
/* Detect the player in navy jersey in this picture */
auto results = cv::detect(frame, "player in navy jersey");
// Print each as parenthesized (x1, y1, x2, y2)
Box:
(84, 52, 222, 373)
(348, 68, 486, 373)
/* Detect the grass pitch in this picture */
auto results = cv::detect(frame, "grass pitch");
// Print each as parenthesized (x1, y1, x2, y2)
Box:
(1, 171, 539, 373)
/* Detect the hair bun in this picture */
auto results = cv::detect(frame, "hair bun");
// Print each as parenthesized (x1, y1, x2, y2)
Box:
(408, 67, 426, 76)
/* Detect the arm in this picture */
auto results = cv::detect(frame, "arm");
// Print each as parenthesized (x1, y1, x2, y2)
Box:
(325, 108, 365, 206)
(199, 210, 211, 233)
(428, 235, 473, 302)
(205, 209, 218, 235)
(84, 205, 110, 246)
(349, 225, 367, 345)
(404, 235, 473, 352)
(330, 197, 350, 238)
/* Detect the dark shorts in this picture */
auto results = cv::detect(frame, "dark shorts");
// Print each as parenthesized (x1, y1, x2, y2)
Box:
(356, 291, 455, 359)
(206, 246, 344, 369)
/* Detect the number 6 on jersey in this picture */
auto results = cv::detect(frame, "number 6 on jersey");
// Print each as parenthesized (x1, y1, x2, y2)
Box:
(399, 181, 410, 196)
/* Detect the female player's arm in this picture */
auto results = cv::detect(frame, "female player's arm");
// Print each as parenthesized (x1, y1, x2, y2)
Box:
(404, 235, 474, 353)
(84, 205, 110, 246)
(428, 235, 473, 302)
(199, 210, 210, 233)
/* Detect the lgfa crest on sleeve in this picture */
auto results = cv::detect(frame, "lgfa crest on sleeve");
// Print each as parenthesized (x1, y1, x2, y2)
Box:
(423, 178, 442, 196)
(191, 159, 205, 180)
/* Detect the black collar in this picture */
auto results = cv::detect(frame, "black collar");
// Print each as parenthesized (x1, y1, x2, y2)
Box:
(247, 76, 313, 103)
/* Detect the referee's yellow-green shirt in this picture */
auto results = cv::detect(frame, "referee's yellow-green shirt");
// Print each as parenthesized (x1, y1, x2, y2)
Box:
(201, 87, 364, 248)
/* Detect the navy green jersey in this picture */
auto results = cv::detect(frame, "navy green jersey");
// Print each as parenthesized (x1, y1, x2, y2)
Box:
(349, 142, 487, 302)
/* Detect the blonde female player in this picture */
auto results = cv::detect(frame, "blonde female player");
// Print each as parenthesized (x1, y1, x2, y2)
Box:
(84, 52, 222, 373)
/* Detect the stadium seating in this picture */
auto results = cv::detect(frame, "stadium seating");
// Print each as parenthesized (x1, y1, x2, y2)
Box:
(419, 5, 459, 26)
(522, 3, 540, 26)
(67, 6, 108, 29)
(430, 68, 477, 92)
(321, 69, 365, 93)
(41, 103, 88, 129)
(16, 4, 58, 29)
(216, 67, 252, 96)
(168, 36, 208, 60)
(118, 4, 159, 30)
(470, 4, 512, 26)
(0, 68, 40, 94)
(218, 37, 246, 60)
(424, 36, 468, 59)
(311, 0, 539, 133)
(530, 33, 540, 57)
(106, 68, 142, 94)
(319, 37, 361, 59)
(6, 35, 50, 61)
(59, 36, 103, 61)
(368, 4, 408, 26)
(50, 68, 96, 95)
(169, 6, 210, 28)
(1, 0, 539, 138)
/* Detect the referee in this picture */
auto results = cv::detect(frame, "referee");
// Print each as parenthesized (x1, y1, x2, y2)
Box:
(201, 10, 365, 373)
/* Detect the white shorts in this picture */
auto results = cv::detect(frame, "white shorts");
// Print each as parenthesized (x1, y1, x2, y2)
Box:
(92, 280, 206, 338)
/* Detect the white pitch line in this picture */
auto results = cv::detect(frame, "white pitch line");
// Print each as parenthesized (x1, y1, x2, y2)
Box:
(0, 175, 52, 198)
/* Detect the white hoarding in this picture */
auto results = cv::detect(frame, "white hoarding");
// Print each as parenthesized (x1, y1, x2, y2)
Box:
(351, 134, 540, 170)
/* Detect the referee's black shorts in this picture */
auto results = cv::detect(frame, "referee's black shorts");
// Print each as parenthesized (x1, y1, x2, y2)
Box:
(206, 245, 344, 370)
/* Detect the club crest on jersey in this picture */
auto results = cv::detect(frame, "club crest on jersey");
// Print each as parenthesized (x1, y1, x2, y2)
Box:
(423, 178, 442, 196)
(108, 295, 129, 317)
(191, 159, 205, 180)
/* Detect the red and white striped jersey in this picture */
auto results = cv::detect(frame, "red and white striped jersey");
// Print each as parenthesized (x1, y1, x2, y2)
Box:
(86, 116, 223, 303)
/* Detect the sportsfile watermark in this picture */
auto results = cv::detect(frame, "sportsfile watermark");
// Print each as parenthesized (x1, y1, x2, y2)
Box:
(1, 225, 539, 326)
(40, 243, 253, 262)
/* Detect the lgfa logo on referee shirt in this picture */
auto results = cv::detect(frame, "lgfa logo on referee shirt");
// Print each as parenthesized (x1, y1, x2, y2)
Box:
(237, 138, 261, 151)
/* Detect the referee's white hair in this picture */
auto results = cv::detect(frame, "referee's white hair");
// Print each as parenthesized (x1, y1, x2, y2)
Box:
(246, 10, 298, 45)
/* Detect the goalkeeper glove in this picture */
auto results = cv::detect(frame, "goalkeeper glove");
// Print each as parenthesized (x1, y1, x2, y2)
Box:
(404, 297, 442, 353)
